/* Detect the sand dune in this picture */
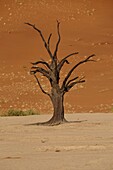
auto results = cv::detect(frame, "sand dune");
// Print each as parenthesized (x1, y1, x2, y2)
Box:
(0, 0, 113, 113)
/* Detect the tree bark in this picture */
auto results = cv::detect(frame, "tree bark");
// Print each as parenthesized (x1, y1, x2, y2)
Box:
(37, 87, 67, 125)
(50, 90, 65, 122)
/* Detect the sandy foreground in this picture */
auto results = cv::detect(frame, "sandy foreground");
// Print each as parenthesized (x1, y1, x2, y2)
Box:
(0, 0, 113, 113)
(0, 113, 113, 170)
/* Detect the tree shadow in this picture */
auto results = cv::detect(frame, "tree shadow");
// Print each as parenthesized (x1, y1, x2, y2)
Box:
(25, 120, 87, 126)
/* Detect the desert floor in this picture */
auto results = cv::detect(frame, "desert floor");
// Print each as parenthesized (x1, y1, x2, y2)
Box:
(0, 113, 113, 170)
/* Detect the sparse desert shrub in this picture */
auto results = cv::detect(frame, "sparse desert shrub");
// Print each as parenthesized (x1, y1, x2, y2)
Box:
(2, 109, 39, 117)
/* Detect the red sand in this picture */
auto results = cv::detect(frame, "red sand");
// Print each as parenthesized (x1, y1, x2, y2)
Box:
(0, 0, 113, 114)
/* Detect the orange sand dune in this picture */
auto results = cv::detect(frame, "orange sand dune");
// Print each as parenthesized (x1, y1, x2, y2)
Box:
(0, 0, 113, 113)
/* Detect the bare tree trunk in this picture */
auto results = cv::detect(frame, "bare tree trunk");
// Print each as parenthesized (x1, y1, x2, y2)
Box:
(51, 91, 64, 121)
(41, 87, 67, 125)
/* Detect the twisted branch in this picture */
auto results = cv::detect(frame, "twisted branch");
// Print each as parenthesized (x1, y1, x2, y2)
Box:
(31, 60, 51, 70)
(57, 52, 79, 72)
(31, 66, 50, 80)
(64, 76, 85, 92)
(25, 22, 53, 59)
(53, 20, 61, 59)
(47, 33, 52, 46)
(61, 54, 96, 90)
(33, 74, 50, 96)
(66, 76, 79, 86)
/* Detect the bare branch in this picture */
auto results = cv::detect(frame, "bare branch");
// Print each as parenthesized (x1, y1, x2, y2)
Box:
(31, 66, 50, 79)
(31, 60, 51, 70)
(61, 54, 95, 89)
(66, 76, 79, 86)
(64, 76, 85, 92)
(66, 80, 85, 92)
(47, 33, 52, 46)
(33, 74, 50, 96)
(53, 20, 61, 59)
(57, 52, 79, 72)
(25, 22, 53, 59)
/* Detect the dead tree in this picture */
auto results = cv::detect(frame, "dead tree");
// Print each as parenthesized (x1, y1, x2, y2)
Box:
(25, 21, 95, 125)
